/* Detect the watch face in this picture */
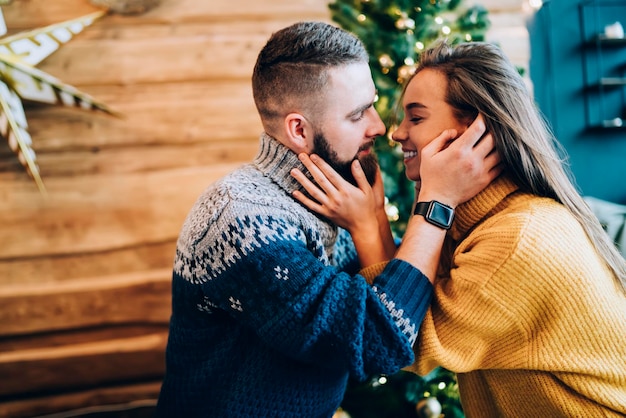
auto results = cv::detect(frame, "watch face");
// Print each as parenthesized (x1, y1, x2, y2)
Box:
(428, 201, 454, 229)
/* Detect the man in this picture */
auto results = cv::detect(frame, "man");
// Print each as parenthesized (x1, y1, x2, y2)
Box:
(155, 21, 499, 417)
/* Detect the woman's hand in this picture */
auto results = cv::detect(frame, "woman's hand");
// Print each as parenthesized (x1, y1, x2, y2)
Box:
(418, 114, 502, 207)
(291, 154, 378, 233)
(291, 153, 393, 266)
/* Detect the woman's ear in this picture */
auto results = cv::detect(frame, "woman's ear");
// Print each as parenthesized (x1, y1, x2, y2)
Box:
(284, 112, 313, 154)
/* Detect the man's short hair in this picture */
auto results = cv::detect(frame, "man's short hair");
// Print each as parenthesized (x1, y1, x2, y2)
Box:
(252, 21, 369, 131)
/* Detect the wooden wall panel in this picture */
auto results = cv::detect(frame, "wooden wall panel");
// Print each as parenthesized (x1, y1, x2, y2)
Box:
(0, 242, 174, 285)
(1, 165, 237, 258)
(21, 81, 262, 149)
(30, 22, 281, 85)
(0, 332, 167, 396)
(0, 269, 170, 336)
(0, 383, 161, 418)
(0, 0, 528, 415)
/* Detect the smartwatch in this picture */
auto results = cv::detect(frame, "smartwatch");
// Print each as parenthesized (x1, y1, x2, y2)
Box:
(413, 200, 455, 230)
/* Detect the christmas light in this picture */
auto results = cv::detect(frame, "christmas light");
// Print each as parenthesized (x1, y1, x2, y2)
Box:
(385, 201, 400, 222)
(378, 54, 394, 68)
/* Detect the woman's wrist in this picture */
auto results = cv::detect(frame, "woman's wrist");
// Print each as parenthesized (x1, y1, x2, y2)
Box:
(415, 189, 458, 209)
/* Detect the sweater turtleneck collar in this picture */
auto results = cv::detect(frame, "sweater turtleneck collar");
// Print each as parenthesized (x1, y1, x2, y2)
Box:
(449, 176, 520, 240)
(252, 132, 312, 196)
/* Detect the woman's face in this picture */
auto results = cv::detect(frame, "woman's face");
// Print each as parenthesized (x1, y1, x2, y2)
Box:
(392, 68, 467, 182)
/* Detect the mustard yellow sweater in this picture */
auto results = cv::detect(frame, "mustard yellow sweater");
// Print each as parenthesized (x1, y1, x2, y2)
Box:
(369, 176, 626, 417)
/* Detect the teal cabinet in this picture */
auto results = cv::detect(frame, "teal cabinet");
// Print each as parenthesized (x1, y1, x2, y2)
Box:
(528, 0, 626, 204)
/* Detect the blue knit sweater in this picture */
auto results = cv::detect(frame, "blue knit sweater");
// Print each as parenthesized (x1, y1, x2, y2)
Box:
(155, 133, 433, 417)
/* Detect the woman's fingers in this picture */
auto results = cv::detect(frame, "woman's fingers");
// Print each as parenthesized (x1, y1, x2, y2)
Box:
(290, 166, 327, 203)
(371, 167, 386, 208)
(304, 153, 353, 192)
(350, 159, 370, 191)
(290, 153, 346, 217)
(290, 167, 331, 215)
(460, 113, 487, 148)
(293, 154, 334, 193)
(291, 190, 325, 214)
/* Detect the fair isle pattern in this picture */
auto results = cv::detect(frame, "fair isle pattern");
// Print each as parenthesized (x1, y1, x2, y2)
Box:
(177, 207, 308, 285)
(196, 296, 216, 314)
(274, 266, 289, 280)
(228, 296, 243, 312)
(174, 170, 335, 285)
(375, 288, 419, 345)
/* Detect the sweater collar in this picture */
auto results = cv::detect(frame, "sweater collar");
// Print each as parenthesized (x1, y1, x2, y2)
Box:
(252, 132, 311, 196)
(450, 176, 520, 240)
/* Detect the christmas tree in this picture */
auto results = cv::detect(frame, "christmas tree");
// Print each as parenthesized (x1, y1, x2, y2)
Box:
(328, 1, 491, 417)
(329, 0, 490, 234)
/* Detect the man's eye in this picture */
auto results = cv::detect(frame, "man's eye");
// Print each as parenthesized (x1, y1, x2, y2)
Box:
(353, 112, 365, 121)
(410, 116, 423, 123)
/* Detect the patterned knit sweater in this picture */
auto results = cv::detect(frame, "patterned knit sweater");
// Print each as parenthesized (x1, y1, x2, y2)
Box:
(407, 176, 626, 417)
(155, 133, 433, 418)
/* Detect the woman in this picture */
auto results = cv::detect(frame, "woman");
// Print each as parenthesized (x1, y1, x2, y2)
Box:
(291, 41, 626, 417)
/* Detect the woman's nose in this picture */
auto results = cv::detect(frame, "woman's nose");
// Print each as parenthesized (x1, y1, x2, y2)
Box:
(391, 124, 406, 143)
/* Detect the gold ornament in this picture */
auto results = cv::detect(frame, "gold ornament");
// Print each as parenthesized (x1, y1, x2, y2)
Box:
(0, 9, 117, 194)
(397, 64, 416, 84)
(378, 54, 394, 69)
(416, 397, 442, 418)
(395, 17, 416, 31)
(384, 198, 400, 222)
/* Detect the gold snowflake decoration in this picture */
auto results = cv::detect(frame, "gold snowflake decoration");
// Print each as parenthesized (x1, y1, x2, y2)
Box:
(0, 8, 117, 194)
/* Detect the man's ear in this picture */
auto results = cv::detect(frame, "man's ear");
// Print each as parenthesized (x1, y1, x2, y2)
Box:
(284, 112, 313, 154)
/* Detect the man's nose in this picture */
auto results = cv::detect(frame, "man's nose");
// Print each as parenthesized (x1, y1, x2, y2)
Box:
(369, 111, 386, 137)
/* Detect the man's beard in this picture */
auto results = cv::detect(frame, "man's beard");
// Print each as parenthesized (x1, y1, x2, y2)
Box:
(312, 132, 378, 187)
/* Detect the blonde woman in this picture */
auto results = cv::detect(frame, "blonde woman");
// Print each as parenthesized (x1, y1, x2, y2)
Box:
(292, 41, 626, 417)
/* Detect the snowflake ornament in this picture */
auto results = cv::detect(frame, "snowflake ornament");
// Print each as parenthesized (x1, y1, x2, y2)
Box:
(0, 8, 117, 194)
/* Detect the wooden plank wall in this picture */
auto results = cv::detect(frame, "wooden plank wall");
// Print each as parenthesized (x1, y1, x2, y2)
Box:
(0, 0, 528, 416)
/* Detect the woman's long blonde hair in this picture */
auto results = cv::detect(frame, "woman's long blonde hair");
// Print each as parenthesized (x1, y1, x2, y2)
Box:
(412, 40, 626, 293)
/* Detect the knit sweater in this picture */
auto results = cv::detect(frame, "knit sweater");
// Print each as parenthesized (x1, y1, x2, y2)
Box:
(407, 176, 626, 417)
(155, 133, 433, 418)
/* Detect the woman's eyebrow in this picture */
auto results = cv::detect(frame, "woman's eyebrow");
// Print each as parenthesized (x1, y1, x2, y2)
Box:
(406, 102, 426, 110)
